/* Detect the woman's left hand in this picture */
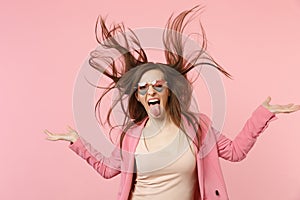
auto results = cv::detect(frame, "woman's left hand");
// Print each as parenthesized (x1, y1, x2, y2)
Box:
(262, 96, 300, 114)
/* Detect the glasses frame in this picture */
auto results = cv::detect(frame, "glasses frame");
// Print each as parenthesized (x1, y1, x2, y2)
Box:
(136, 79, 168, 95)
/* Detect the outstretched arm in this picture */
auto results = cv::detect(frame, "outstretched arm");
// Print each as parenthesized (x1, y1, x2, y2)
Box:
(217, 97, 300, 162)
(44, 127, 121, 179)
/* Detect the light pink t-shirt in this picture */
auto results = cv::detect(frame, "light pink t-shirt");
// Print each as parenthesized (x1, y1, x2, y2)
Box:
(130, 130, 197, 200)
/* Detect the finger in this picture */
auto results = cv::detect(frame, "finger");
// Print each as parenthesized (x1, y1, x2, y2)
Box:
(291, 105, 300, 111)
(46, 137, 58, 141)
(278, 105, 300, 113)
(44, 133, 57, 140)
(67, 125, 74, 132)
(43, 129, 53, 136)
(263, 96, 271, 105)
(282, 104, 299, 111)
(44, 130, 66, 141)
(272, 104, 293, 110)
(283, 103, 294, 107)
(43, 130, 55, 140)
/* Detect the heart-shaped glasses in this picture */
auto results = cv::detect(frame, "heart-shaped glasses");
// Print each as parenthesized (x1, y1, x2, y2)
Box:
(136, 80, 168, 95)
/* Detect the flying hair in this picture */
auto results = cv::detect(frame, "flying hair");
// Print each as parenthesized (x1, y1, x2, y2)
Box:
(88, 5, 232, 155)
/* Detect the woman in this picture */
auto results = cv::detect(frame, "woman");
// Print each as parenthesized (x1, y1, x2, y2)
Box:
(44, 6, 300, 200)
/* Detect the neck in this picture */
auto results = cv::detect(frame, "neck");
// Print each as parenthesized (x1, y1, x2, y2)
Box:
(143, 114, 173, 138)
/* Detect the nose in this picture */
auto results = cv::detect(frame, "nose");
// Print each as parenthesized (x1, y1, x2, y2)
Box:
(147, 85, 156, 95)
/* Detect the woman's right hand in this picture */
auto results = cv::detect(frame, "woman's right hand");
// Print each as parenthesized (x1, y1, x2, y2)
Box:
(44, 126, 79, 143)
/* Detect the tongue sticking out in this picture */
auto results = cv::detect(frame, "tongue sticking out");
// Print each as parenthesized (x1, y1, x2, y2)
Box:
(149, 104, 161, 117)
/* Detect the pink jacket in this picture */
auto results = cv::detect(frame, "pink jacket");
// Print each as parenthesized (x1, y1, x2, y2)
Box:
(70, 105, 276, 200)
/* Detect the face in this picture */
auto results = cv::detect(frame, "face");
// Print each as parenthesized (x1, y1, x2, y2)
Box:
(136, 69, 169, 119)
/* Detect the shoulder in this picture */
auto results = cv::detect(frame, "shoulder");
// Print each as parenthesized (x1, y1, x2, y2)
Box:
(192, 112, 213, 133)
(182, 112, 214, 144)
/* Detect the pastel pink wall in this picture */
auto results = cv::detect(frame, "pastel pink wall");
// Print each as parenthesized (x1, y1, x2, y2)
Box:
(1, 0, 300, 199)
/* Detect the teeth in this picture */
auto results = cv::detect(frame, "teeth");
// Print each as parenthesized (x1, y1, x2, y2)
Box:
(148, 99, 159, 103)
(148, 99, 160, 105)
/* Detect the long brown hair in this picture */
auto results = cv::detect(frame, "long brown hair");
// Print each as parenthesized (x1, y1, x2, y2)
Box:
(89, 5, 231, 153)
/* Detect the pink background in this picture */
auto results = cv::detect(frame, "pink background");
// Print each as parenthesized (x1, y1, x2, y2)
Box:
(1, 0, 300, 199)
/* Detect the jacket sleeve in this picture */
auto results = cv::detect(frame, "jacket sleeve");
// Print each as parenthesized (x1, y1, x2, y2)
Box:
(69, 138, 121, 179)
(216, 105, 277, 162)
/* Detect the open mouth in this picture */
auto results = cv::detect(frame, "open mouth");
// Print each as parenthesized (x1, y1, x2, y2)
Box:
(147, 98, 162, 117)
(148, 99, 160, 106)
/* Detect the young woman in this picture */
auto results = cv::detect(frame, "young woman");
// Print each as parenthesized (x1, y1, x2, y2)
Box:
(44, 6, 300, 200)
